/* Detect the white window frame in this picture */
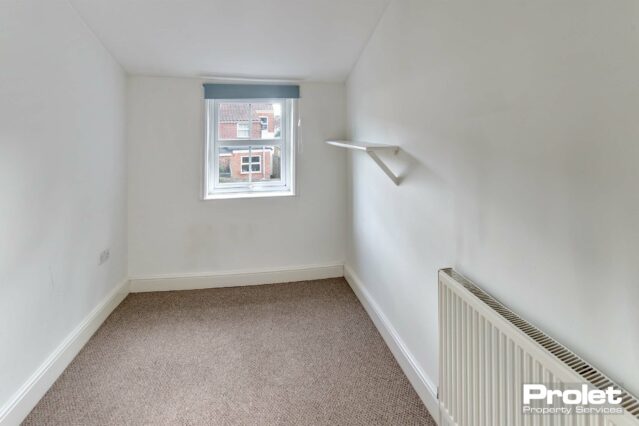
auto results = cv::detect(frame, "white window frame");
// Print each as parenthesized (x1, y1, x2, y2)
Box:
(259, 116, 268, 130)
(203, 98, 296, 200)
(236, 122, 250, 138)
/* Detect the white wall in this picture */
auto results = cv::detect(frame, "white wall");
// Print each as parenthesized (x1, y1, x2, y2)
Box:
(0, 0, 127, 413)
(127, 77, 346, 278)
(346, 0, 639, 397)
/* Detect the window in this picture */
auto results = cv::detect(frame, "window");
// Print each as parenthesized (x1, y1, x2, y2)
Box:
(204, 96, 296, 199)
(236, 122, 249, 138)
(241, 155, 261, 174)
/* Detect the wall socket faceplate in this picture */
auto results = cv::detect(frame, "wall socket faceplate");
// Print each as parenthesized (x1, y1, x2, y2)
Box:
(99, 249, 110, 265)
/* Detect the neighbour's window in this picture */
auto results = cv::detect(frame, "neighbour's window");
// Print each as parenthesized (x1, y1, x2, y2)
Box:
(241, 155, 262, 174)
(203, 84, 298, 199)
(236, 122, 250, 138)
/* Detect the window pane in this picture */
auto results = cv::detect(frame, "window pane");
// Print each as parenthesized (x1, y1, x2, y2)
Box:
(218, 103, 250, 140)
(217, 102, 282, 141)
(251, 102, 282, 140)
(218, 146, 280, 184)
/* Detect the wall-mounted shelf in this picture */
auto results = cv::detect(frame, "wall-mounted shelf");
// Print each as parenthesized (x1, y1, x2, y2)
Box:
(326, 140, 401, 185)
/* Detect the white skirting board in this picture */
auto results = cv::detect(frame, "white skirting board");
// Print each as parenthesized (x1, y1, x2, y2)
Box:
(129, 263, 345, 292)
(0, 279, 130, 426)
(344, 264, 440, 424)
(2, 263, 438, 425)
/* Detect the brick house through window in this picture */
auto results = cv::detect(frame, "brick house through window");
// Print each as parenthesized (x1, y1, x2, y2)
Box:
(218, 147, 278, 182)
(218, 103, 280, 140)
(216, 102, 282, 183)
(206, 97, 293, 196)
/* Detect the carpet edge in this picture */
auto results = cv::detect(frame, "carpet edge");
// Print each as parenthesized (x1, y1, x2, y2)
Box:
(0, 278, 130, 426)
(344, 264, 440, 424)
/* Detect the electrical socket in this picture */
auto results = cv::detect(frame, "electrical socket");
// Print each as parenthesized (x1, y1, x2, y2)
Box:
(99, 249, 110, 265)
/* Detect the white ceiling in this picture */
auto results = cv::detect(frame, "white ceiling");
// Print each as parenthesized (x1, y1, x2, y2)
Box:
(69, 0, 389, 82)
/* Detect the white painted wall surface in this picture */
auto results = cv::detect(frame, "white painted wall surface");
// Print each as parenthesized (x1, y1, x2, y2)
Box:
(0, 0, 127, 411)
(127, 77, 346, 278)
(346, 0, 639, 396)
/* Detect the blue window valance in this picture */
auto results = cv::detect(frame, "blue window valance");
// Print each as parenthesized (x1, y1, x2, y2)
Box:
(203, 84, 300, 99)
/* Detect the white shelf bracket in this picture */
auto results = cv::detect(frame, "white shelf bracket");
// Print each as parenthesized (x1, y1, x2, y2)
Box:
(366, 149, 400, 185)
(325, 140, 401, 185)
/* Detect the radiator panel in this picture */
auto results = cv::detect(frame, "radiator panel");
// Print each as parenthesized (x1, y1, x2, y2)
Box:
(438, 269, 638, 426)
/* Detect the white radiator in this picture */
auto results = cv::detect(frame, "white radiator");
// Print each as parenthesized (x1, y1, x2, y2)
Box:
(438, 268, 639, 426)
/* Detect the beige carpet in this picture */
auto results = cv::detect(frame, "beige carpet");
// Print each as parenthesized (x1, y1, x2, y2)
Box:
(24, 278, 435, 425)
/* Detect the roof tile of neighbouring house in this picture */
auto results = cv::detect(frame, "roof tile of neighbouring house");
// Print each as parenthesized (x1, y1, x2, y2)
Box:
(218, 103, 274, 122)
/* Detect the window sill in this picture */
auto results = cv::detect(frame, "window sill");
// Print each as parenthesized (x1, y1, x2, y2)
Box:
(203, 190, 295, 200)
